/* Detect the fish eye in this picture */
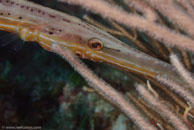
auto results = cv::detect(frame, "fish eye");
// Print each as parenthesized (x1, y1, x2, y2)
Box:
(75, 51, 81, 57)
(88, 38, 103, 51)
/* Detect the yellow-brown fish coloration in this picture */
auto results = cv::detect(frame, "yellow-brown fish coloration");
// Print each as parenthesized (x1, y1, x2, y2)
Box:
(0, 0, 187, 87)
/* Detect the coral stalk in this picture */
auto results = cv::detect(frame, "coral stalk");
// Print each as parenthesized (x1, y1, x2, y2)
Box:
(170, 54, 194, 92)
(145, 0, 194, 37)
(51, 44, 156, 130)
(123, 0, 157, 21)
(136, 84, 189, 130)
(59, 0, 194, 52)
(156, 76, 194, 107)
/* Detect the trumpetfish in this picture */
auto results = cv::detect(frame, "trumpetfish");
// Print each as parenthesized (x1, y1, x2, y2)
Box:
(0, 0, 188, 86)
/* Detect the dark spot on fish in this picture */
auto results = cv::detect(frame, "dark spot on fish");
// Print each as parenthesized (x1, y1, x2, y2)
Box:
(49, 32, 53, 35)
(62, 18, 70, 23)
(49, 15, 56, 18)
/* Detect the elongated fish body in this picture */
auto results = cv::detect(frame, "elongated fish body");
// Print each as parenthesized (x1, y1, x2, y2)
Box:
(0, 0, 188, 86)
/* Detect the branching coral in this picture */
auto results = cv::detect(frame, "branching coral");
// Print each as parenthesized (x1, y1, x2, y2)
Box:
(58, 0, 194, 129)
(1, 0, 194, 129)
(60, 0, 194, 52)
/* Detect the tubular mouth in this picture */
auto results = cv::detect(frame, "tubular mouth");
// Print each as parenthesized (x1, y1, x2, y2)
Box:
(88, 46, 183, 81)
(90, 48, 158, 78)
(91, 46, 190, 87)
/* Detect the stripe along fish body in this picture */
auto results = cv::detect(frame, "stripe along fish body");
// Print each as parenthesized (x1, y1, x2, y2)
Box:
(0, 0, 187, 86)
